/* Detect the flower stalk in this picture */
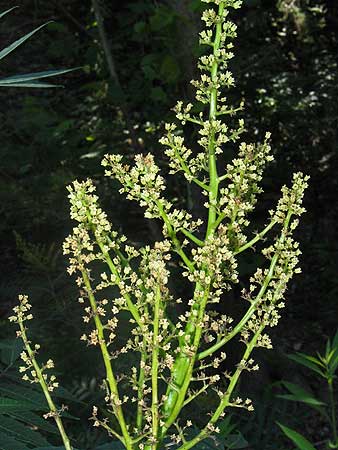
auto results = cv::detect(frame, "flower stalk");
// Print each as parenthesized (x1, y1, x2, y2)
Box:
(11, 1, 309, 449)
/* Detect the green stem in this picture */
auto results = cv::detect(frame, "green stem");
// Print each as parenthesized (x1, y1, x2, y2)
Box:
(234, 219, 277, 255)
(97, 238, 143, 328)
(161, 286, 210, 436)
(85, 212, 143, 330)
(136, 338, 147, 431)
(328, 378, 338, 447)
(160, 2, 225, 438)
(177, 326, 264, 450)
(198, 213, 291, 361)
(18, 323, 72, 450)
(205, 3, 224, 237)
(180, 228, 204, 247)
(151, 286, 161, 449)
(81, 268, 133, 450)
(156, 201, 195, 272)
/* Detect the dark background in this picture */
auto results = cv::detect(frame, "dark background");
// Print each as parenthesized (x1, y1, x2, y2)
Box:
(0, 0, 337, 448)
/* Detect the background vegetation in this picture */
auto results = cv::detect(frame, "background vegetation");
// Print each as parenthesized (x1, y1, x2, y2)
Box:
(0, 0, 337, 448)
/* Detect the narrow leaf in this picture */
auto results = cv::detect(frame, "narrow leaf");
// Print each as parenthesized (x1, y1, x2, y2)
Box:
(277, 422, 317, 450)
(0, 22, 52, 60)
(0, 6, 19, 20)
(0, 416, 49, 446)
(0, 81, 62, 88)
(280, 381, 326, 407)
(0, 431, 27, 450)
(288, 353, 326, 377)
(332, 329, 338, 350)
(0, 339, 23, 365)
(0, 67, 79, 84)
(9, 410, 58, 434)
(0, 397, 41, 413)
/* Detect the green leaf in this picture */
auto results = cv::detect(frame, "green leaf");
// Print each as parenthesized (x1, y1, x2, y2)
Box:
(96, 444, 125, 450)
(225, 433, 249, 449)
(0, 416, 49, 446)
(160, 55, 180, 83)
(0, 397, 41, 413)
(35, 447, 80, 450)
(0, 431, 28, 450)
(0, 339, 23, 365)
(9, 410, 58, 434)
(0, 81, 60, 88)
(151, 86, 167, 103)
(149, 6, 175, 31)
(0, 6, 18, 20)
(279, 381, 326, 407)
(288, 353, 326, 377)
(332, 329, 338, 350)
(0, 382, 48, 410)
(217, 415, 237, 438)
(0, 68, 79, 86)
(0, 22, 52, 60)
(277, 423, 317, 450)
(133, 21, 146, 34)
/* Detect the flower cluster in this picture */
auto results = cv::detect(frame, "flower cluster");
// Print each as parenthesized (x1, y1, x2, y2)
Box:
(185, 224, 238, 293)
(271, 172, 310, 223)
(102, 152, 203, 242)
(9, 295, 60, 392)
(219, 134, 273, 247)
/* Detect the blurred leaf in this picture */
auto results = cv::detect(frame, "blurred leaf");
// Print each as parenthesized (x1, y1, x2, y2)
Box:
(0, 339, 23, 365)
(0, 398, 40, 413)
(96, 443, 124, 450)
(0, 416, 49, 446)
(134, 21, 146, 34)
(151, 86, 167, 103)
(224, 433, 249, 449)
(332, 330, 338, 350)
(0, 431, 28, 450)
(279, 381, 326, 407)
(287, 353, 326, 377)
(277, 422, 316, 450)
(160, 55, 180, 83)
(149, 6, 175, 31)
(218, 415, 237, 438)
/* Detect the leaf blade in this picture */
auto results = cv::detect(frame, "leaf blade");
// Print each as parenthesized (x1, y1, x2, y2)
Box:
(0, 22, 51, 60)
(0, 67, 80, 84)
(0, 6, 19, 20)
(277, 422, 317, 450)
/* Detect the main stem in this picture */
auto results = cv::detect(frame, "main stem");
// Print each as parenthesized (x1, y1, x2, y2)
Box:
(160, 1, 224, 439)
(206, 3, 224, 238)
(151, 286, 161, 448)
